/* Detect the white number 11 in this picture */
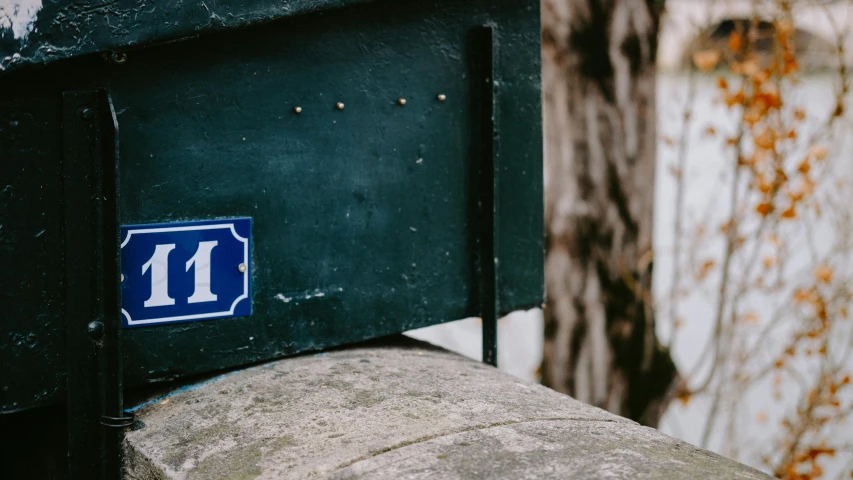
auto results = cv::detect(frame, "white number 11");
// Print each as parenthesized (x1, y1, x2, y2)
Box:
(141, 241, 219, 308)
(186, 241, 218, 304)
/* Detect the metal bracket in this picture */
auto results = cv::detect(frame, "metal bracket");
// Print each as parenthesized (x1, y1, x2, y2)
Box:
(471, 25, 500, 367)
(62, 89, 124, 479)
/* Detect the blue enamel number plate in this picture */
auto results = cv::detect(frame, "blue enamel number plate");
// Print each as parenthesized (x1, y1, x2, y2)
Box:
(120, 218, 252, 328)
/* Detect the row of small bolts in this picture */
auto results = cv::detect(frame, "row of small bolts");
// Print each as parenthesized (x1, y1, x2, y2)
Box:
(293, 94, 446, 114)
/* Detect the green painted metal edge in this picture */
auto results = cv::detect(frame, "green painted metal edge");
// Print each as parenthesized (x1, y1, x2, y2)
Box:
(0, 0, 381, 72)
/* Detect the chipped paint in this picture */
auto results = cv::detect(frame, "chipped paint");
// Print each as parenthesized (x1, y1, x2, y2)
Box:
(276, 288, 339, 304)
(0, 0, 41, 40)
(0, 0, 382, 73)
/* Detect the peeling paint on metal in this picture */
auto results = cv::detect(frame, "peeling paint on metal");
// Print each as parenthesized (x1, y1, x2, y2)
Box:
(274, 294, 293, 303)
(276, 288, 338, 304)
(0, 0, 41, 40)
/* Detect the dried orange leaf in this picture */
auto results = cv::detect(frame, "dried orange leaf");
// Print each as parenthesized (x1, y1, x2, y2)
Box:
(783, 56, 799, 75)
(776, 19, 794, 36)
(802, 177, 816, 195)
(742, 59, 759, 77)
(815, 265, 833, 283)
(787, 188, 804, 202)
(697, 260, 716, 281)
(729, 31, 742, 52)
(808, 145, 828, 161)
(754, 91, 781, 111)
(793, 289, 807, 302)
(754, 129, 776, 150)
(693, 49, 721, 72)
(743, 107, 761, 125)
(726, 90, 745, 108)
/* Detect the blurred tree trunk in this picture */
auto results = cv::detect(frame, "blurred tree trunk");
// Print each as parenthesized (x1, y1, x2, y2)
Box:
(540, 0, 680, 427)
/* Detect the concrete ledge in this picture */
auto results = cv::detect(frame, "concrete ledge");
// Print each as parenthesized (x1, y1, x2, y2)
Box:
(123, 338, 770, 479)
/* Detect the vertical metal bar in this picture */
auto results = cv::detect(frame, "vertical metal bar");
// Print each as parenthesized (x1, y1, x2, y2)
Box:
(62, 89, 124, 480)
(471, 25, 500, 367)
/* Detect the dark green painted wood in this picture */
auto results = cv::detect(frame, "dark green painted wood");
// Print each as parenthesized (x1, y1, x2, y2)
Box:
(0, 0, 542, 413)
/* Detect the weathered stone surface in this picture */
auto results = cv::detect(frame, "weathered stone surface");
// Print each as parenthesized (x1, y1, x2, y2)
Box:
(331, 420, 767, 480)
(124, 338, 769, 479)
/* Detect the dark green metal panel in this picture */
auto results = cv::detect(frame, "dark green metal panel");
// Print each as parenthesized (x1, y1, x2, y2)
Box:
(0, 0, 542, 414)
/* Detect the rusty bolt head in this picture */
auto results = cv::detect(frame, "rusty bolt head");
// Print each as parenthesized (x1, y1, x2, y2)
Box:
(110, 52, 127, 64)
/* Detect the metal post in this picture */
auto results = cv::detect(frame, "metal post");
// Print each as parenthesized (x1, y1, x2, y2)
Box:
(471, 25, 500, 367)
(62, 89, 128, 479)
